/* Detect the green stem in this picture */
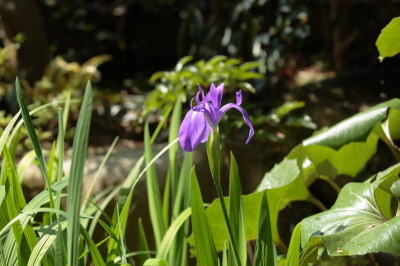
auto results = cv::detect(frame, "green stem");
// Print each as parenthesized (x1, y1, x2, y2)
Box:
(214, 180, 242, 266)
(319, 175, 341, 194)
(206, 127, 242, 266)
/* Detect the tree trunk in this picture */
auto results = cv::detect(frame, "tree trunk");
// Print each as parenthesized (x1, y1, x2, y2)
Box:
(0, 0, 49, 83)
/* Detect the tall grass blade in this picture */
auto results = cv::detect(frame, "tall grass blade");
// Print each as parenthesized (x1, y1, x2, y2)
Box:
(144, 258, 168, 266)
(15, 78, 54, 209)
(169, 99, 181, 203)
(254, 190, 277, 266)
(67, 82, 93, 266)
(170, 152, 192, 266)
(82, 136, 119, 211)
(1, 145, 39, 266)
(55, 107, 65, 212)
(106, 158, 144, 263)
(0, 110, 20, 156)
(80, 225, 106, 266)
(156, 207, 191, 259)
(138, 218, 151, 265)
(285, 223, 302, 266)
(229, 152, 247, 266)
(162, 170, 171, 229)
(190, 168, 218, 266)
(144, 122, 165, 248)
(28, 218, 68, 266)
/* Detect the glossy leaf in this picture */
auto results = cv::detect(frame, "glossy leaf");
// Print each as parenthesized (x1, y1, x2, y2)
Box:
(303, 99, 400, 149)
(301, 168, 400, 257)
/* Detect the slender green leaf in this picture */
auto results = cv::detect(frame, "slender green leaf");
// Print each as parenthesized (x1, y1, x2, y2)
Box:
(169, 99, 182, 207)
(80, 226, 106, 266)
(82, 136, 119, 210)
(139, 218, 151, 265)
(254, 190, 277, 266)
(28, 219, 68, 266)
(228, 153, 246, 266)
(157, 208, 191, 259)
(15, 78, 54, 210)
(285, 223, 302, 266)
(144, 122, 165, 248)
(67, 82, 93, 266)
(144, 258, 168, 266)
(190, 168, 218, 266)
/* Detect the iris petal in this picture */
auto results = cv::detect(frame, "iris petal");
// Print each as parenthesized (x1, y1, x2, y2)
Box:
(178, 109, 212, 152)
(219, 103, 254, 143)
(236, 91, 242, 105)
(206, 83, 224, 109)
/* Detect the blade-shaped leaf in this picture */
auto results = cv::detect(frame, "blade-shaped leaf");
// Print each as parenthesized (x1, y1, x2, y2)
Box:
(285, 223, 302, 266)
(190, 168, 218, 266)
(228, 153, 246, 266)
(254, 190, 277, 266)
(67, 82, 93, 266)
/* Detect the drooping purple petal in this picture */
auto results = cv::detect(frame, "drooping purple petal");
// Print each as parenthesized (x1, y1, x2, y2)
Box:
(179, 109, 212, 152)
(206, 83, 224, 109)
(219, 103, 254, 143)
(195, 85, 206, 104)
(236, 91, 242, 105)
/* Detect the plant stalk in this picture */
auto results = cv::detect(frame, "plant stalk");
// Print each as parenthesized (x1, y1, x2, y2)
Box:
(207, 128, 242, 266)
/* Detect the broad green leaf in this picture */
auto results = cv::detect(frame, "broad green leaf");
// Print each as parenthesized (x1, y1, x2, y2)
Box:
(175, 56, 193, 72)
(285, 223, 302, 266)
(192, 173, 309, 252)
(275, 101, 305, 118)
(391, 179, 400, 199)
(228, 153, 246, 266)
(207, 55, 227, 67)
(239, 61, 260, 71)
(299, 236, 322, 266)
(301, 169, 400, 256)
(303, 99, 400, 149)
(256, 158, 300, 190)
(254, 191, 277, 266)
(305, 133, 379, 177)
(376, 17, 400, 61)
(190, 168, 218, 266)
(67, 81, 93, 266)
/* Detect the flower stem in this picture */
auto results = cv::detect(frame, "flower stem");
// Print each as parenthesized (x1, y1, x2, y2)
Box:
(207, 128, 242, 266)
(213, 181, 242, 266)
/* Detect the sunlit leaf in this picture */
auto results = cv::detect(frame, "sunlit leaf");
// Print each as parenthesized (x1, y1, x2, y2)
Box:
(301, 168, 400, 256)
(376, 17, 400, 61)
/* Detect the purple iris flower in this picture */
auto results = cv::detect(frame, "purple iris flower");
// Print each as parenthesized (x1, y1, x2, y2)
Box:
(178, 83, 254, 152)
